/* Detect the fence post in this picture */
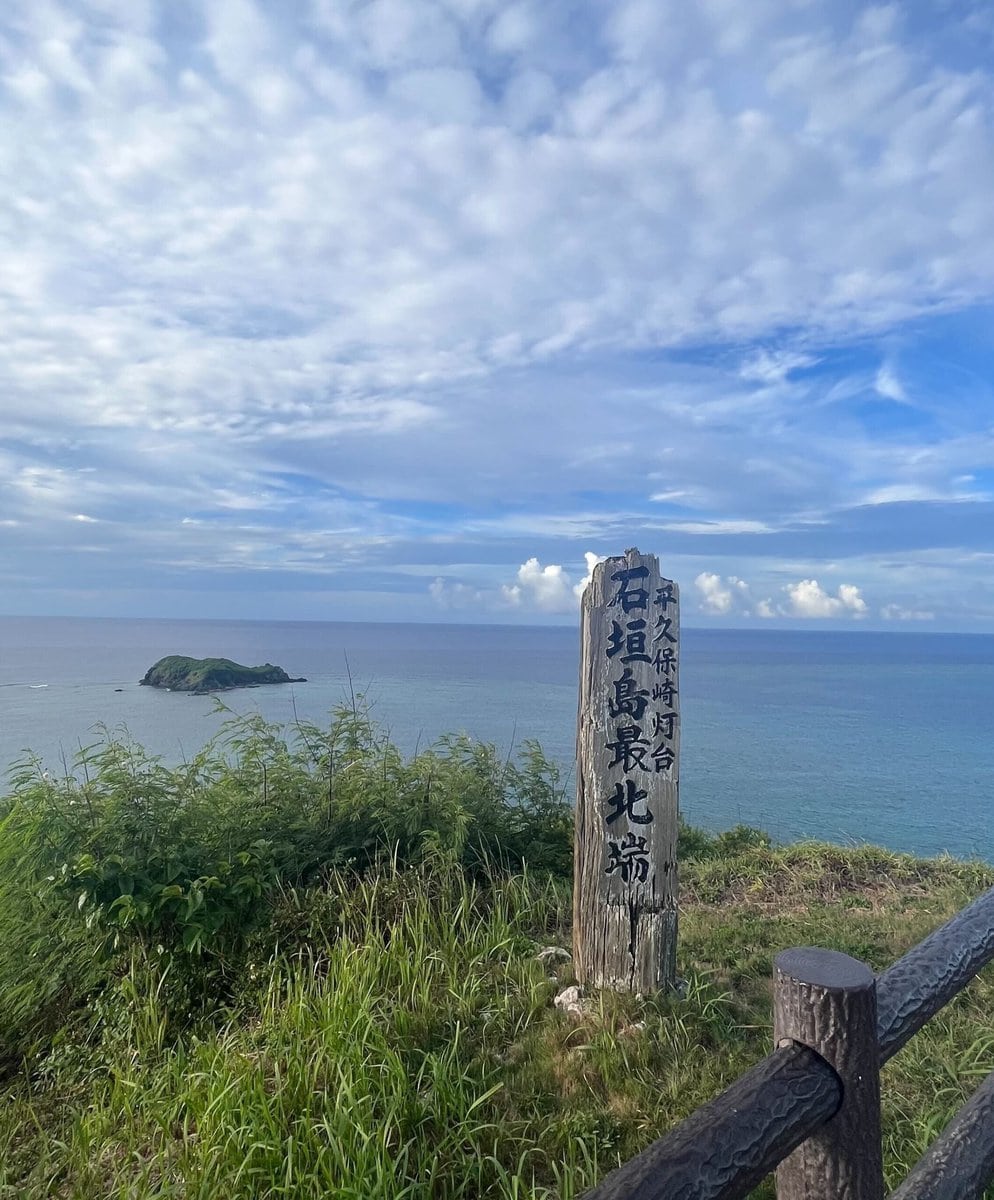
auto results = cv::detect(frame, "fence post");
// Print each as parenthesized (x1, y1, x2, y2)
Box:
(773, 948, 883, 1200)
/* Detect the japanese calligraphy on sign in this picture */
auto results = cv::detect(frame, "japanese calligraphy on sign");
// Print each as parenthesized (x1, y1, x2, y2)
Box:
(574, 548, 680, 993)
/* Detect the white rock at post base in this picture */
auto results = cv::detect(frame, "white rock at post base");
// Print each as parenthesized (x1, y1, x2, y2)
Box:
(536, 945, 572, 964)
(553, 985, 588, 1017)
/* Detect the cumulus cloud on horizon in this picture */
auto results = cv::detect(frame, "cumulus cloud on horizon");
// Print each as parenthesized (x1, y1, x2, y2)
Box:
(501, 551, 604, 612)
(429, 552, 604, 616)
(502, 558, 577, 612)
(433, 561, 933, 626)
(695, 572, 752, 615)
(692, 570, 944, 623)
(695, 572, 872, 620)
(784, 580, 868, 619)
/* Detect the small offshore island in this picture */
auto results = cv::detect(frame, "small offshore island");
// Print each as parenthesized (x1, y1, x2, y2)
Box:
(139, 655, 307, 694)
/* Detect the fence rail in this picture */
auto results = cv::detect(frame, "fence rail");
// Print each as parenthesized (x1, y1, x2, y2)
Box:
(582, 883, 994, 1200)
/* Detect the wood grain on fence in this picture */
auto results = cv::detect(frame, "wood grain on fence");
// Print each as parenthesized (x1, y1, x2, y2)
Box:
(773, 948, 882, 1200)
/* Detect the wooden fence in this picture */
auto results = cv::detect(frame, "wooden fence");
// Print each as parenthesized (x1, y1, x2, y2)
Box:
(582, 883, 994, 1200)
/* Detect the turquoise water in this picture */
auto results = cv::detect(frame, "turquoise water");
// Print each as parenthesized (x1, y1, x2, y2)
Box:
(1, 617, 992, 861)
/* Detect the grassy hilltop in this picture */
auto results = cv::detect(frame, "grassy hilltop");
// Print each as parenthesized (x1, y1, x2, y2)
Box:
(0, 707, 991, 1199)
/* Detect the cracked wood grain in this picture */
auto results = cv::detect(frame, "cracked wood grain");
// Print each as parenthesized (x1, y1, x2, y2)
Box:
(574, 548, 679, 994)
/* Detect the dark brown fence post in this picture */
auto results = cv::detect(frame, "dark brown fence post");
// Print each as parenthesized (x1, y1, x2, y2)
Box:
(773, 948, 883, 1200)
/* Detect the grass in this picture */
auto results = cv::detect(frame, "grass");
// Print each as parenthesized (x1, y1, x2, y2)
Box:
(0, 714, 992, 1197)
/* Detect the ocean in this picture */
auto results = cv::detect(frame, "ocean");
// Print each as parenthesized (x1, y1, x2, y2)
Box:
(0, 616, 992, 861)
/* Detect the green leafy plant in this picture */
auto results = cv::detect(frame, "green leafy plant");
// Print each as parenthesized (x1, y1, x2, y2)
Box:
(0, 701, 573, 1051)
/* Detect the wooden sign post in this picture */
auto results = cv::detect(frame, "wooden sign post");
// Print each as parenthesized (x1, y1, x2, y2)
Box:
(574, 548, 679, 993)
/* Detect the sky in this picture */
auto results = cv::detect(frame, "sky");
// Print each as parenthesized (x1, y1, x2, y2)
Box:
(3, 1, 994, 630)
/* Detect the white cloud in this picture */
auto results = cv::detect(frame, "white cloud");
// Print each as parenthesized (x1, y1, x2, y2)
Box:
(431, 553, 603, 616)
(204, 0, 277, 85)
(859, 476, 988, 506)
(860, 484, 946, 505)
(428, 577, 485, 608)
(881, 603, 936, 621)
(2, 2, 994, 622)
(488, 3, 539, 56)
(502, 557, 577, 612)
(4, 0, 994, 452)
(783, 579, 868, 619)
(501, 68, 558, 130)
(739, 349, 818, 385)
(387, 67, 485, 123)
(665, 520, 772, 535)
(356, 0, 464, 69)
(874, 363, 908, 403)
(574, 551, 604, 599)
(695, 572, 872, 621)
(694, 571, 752, 614)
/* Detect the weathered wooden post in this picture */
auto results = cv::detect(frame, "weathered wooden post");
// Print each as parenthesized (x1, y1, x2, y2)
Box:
(773, 947, 884, 1200)
(574, 548, 679, 993)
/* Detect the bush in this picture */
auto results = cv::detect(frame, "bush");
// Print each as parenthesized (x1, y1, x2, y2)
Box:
(0, 701, 572, 1051)
(677, 820, 772, 861)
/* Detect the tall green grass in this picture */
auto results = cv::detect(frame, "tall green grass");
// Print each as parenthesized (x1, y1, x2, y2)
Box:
(0, 710, 992, 1197)
(0, 701, 572, 1052)
(0, 867, 577, 1198)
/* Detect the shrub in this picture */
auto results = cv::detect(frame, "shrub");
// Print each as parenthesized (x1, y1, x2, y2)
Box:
(0, 701, 572, 1050)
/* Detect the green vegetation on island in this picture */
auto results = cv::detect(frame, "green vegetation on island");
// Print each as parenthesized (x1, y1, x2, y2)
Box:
(0, 707, 991, 1198)
(139, 654, 306, 694)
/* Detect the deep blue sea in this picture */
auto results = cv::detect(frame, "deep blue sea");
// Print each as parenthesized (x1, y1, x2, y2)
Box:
(1, 616, 992, 861)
